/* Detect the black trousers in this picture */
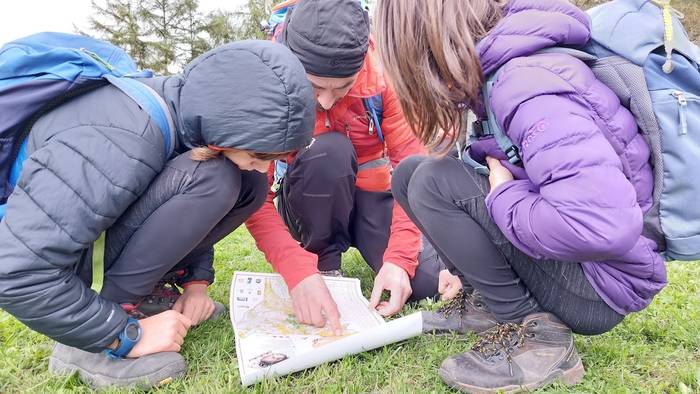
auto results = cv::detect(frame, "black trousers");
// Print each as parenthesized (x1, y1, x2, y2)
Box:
(77, 151, 267, 304)
(392, 154, 623, 335)
(277, 132, 443, 301)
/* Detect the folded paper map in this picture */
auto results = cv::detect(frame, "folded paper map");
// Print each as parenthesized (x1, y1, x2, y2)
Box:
(230, 271, 423, 386)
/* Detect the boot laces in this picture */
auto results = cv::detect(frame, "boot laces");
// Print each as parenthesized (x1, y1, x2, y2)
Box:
(472, 320, 537, 376)
(438, 289, 488, 319)
(438, 288, 468, 319)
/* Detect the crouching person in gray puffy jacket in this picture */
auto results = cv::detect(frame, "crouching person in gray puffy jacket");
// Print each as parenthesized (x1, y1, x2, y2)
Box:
(0, 40, 314, 389)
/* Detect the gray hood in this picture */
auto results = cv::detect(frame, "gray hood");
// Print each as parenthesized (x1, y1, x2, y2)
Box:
(152, 40, 316, 153)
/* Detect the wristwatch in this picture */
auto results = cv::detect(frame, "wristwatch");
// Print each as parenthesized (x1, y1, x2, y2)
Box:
(104, 317, 142, 359)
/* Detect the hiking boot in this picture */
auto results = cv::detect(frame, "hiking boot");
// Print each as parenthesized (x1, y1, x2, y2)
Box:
(123, 274, 226, 321)
(438, 312, 585, 393)
(48, 342, 186, 389)
(124, 299, 227, 321)
(127, 280, 181, 318)
(422, 289, 498, 335)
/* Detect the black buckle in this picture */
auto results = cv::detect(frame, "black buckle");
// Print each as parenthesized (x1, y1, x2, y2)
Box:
(505, 146, 522, 165)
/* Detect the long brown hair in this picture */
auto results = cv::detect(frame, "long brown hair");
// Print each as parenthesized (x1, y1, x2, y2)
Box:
(376, 0, 506, 153)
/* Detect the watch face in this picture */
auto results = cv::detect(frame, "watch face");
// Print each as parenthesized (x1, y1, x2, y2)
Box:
(125, 323, 140, 341)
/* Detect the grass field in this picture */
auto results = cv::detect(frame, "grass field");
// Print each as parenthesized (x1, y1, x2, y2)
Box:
(0, 228, 698, 393)
(1, 1, 699, 393)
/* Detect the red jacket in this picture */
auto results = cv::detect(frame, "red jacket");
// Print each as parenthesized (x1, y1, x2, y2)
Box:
(246, 41, 426, 290)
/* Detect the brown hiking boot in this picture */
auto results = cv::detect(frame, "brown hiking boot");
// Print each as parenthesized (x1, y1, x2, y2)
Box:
(438, 312, 585, 393)
(422, 289, 498, 335)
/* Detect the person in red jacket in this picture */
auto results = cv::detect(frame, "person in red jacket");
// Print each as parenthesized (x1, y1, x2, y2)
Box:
(246, 0, 461, 332)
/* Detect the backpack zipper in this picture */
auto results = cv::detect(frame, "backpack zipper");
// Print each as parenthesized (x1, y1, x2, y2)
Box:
(80, 48, 116, 72)
(671, 90, 688, 135)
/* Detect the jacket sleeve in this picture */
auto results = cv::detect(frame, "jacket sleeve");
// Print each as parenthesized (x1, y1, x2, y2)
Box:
(485, 65, 643, 262)
(245, 165, 319, 290)
(381, 85, 428, 277)
(0, 123, 165, 352)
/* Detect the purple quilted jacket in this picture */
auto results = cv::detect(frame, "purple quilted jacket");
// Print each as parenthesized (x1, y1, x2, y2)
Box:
(473, 0, 667, 315)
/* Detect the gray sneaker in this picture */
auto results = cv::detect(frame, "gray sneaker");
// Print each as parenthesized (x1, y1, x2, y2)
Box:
(48, 342, 186, 389)
(422, 289, 498, 335)
(438, 312, 585, 393)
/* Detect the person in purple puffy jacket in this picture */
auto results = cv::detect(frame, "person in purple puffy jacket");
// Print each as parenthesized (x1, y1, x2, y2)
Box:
(376, 0, 668, 392)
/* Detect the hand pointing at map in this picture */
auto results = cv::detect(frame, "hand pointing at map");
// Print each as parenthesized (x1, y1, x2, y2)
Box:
(290, 274, 343, 336)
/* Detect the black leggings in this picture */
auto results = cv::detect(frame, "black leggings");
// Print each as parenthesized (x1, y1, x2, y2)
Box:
(392, 154, 623, 335)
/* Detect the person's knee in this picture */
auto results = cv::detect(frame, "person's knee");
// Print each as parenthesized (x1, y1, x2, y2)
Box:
(309, 132, 354, 156)
(288, 132, 357, 188)
(406, 158, 452, 209)
(192, 157, 243, 213)
(391, 155, 426, 204)
(569, 312, 623, 336)
(300, 132, 357, 175)
(242, 170, 269, 212)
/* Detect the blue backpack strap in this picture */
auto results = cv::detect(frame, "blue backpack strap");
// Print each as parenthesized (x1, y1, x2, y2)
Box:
(0, 33, 174, 221)
(0, 77, 174, 221)
(8, 139, 27, 188)
(362, 95, 384, 143)
(103, 75, 175, 158)
(0, 139, 28, 220)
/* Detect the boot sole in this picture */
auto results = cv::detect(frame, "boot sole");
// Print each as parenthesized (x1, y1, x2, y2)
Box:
(48, 354, 186, 389)
(439, 358, 585, 394)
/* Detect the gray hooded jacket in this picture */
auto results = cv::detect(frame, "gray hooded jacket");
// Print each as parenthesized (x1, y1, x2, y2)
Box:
(0, 40, 314, 352)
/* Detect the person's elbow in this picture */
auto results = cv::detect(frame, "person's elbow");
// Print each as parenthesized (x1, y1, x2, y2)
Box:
(561, 205, 643, 260)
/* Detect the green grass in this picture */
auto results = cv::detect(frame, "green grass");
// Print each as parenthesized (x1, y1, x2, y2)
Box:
(0, 228, 699, 393)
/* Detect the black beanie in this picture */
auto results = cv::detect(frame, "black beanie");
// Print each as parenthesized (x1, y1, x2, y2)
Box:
(282, 0, 370, 78)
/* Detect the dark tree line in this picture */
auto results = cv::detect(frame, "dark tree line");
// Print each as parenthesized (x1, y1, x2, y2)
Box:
(85, 0, 272, 73)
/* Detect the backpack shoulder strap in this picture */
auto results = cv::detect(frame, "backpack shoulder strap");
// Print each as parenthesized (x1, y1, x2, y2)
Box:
(469, 47, 599, 170)
(0, 77, 174, 221)
(475, 70, 522, 165)
(103, 75, 175, 158)
(362, 94, 384, 143)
